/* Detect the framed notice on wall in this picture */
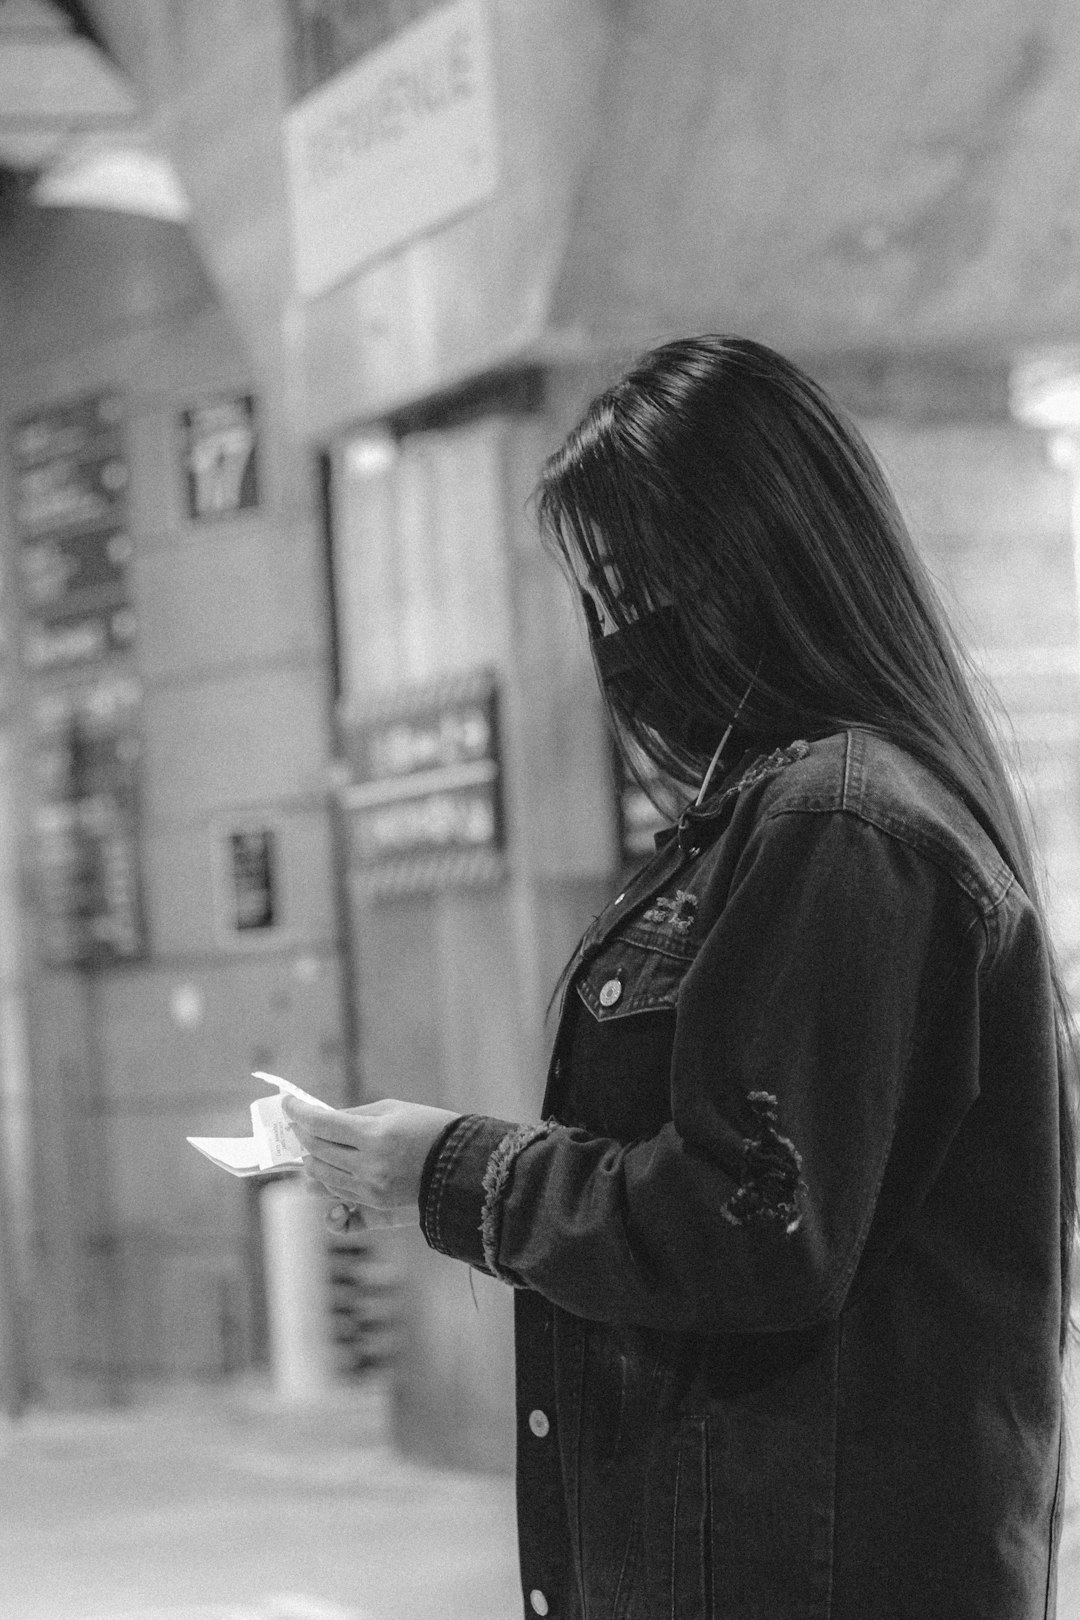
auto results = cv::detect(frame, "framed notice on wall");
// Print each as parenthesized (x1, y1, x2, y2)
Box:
(211, 814, 289, 947)
(181, 393, 259, 520)
(340, 667, 504, 894)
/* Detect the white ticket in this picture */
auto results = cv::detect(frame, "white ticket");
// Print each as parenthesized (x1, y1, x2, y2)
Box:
(187, 1072, 332, 1178)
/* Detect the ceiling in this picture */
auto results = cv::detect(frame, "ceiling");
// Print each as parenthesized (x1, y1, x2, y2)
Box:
(0, 0, 191, 218)
(0, 0, 135, 172)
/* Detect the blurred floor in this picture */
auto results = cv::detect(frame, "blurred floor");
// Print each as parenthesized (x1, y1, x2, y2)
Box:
(8, 1365, 1080, 1619)
(0, 1378, 520, 1620)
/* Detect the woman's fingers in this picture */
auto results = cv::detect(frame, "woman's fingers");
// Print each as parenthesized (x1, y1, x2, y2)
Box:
(285, 1097, 371, 1146)
(303, 1158, 360, 1201)
(360, 1205, 420, 1229)
(285, 1095, 458, 1210)
(303, 1139, 390, 1206)
(294, 1136, 359, 1175)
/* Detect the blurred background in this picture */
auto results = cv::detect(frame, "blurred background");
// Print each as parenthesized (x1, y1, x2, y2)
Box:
(2, 0, 1080, 1615)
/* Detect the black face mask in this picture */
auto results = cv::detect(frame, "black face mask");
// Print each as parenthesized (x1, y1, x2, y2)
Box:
(582, 594, 722, 753)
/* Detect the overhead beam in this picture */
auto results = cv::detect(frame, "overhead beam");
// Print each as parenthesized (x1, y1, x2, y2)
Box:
(0, 36, 134, 120)
(51, 0, 107, 53)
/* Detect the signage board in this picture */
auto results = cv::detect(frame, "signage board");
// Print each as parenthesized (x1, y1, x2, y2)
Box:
(12, 393, 126, 541)
(32, 675, 146, 965)
(285, 0, 446, 101)
(181, 393, 259, 520)
(283, 0, 500, 298)
(11, 392, 135, 671)
(341, 667, 504, 893)
(11, 392, 147, 966)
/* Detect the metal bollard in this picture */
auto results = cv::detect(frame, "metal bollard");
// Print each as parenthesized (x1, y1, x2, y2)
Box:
(260, 1176, 336, 1402)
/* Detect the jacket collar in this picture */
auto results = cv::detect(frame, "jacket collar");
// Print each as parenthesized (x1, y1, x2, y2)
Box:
(654, 739, 804, 854)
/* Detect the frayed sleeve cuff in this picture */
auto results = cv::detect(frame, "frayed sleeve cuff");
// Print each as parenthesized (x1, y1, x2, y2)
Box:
(418, 1113, 554, 1280)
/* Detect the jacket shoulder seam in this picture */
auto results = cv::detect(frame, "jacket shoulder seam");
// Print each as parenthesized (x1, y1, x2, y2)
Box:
(762, 801, 1014, 922)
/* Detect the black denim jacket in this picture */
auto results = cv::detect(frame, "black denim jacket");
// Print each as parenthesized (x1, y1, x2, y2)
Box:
(420, 729, 1065, 1620)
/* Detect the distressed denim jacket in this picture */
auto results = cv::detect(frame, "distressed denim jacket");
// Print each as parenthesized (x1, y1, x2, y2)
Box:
(420, 729, 1066, 1620)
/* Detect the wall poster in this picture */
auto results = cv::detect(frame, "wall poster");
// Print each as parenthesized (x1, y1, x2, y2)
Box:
(340, 667, 504, 894)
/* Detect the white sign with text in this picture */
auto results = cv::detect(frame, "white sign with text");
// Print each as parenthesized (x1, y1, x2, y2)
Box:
(284, 0, 500, 298)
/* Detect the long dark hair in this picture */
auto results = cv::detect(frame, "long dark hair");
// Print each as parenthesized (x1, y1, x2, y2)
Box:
(534, 334, 1078, 1350)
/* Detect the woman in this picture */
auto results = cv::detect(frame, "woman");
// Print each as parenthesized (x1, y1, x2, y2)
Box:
(287, 336, 1076, 1619)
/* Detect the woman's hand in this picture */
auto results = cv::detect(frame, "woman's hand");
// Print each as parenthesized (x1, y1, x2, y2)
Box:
(283, 1096, 461, 1226)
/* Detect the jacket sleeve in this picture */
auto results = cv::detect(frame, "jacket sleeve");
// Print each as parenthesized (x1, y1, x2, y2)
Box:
(419, 805, 990, 1333)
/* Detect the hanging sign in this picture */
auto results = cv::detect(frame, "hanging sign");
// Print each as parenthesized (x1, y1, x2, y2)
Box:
(181, 393, 259, 520)
(340, 668, 504, 893)
(283, 0, 500, 297)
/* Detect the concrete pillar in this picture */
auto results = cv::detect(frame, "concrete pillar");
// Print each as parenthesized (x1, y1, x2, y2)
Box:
(261, 1178, 336, 1403)
(847, 355, 1080, 982)
(328, 390, 615, 1468)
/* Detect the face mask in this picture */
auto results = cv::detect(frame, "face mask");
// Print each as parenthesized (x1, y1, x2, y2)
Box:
(582, 595, 722, 752)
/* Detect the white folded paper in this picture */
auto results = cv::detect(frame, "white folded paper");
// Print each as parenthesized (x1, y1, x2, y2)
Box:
(187, 1071, 332, 1178)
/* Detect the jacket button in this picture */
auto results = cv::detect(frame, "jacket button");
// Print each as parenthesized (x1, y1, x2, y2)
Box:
(529, 1592, 549, 1616)
(528, 1408, 550, 1437)
(599, 978, 622, 1008)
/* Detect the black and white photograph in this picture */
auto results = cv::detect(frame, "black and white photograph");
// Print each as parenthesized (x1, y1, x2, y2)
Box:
(1, 2, 1080, 1617)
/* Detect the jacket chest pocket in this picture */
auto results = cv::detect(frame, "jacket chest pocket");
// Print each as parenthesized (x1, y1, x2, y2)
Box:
(577, 925, 697, 1022)
(567, 928, 698, 1140)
